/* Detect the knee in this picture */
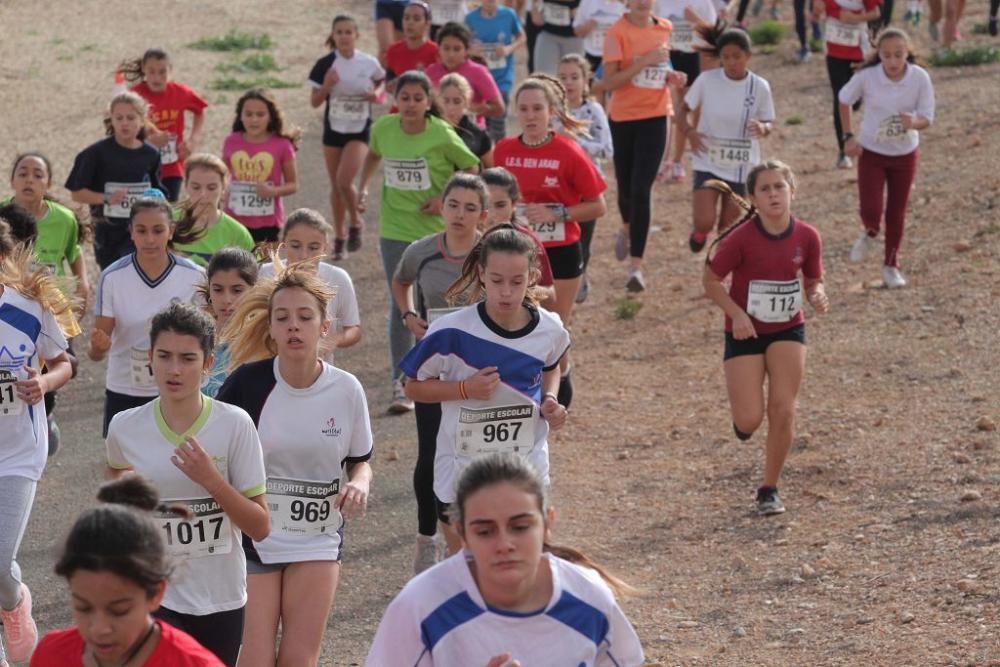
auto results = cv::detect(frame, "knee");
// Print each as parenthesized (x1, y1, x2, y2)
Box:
(335, 174, 356, 192)
(766, 400, 796, 427)
(278, 648, 320, 667)
(732, 408, 764, 436)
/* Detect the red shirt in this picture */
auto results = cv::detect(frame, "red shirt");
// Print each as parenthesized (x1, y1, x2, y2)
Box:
(823, 0, 881, 61)
(385, 41, 440, 79)
(512, 221, 555, 286)
(494, 134, 607, 247)
(709, 216, 823, 335)
(31, 621, 224, 666)
(132, 81, 209, 179)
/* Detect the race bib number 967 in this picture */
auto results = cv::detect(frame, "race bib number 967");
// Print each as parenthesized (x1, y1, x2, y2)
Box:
(457, 404, 535, 457)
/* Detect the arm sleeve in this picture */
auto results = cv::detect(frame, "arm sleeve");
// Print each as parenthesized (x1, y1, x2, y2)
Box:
(603, 26, 625, 64)
(916, 68, 935, 122)
(95, 270, 114, 318)
(837, 69, 865, 106)
(575, 103, 613, 161)
(229, 410, 267, 498)
(545, 320, 571, 370)
(308, 54, 330, 87)
(346, 378, 374, 462)
(394, 241, 424, 284)
(684, 76, 704, 111)
(364, 595, 431, 667)
(475, 65, 502, 102)
(335, 271, 362, 328)
(708, 230, 742, 279)
(64, 146, 98, 192)
(803, 226, 824, 280)
(235, 223, 256, 252)
(444, 126, 482, 170)
(597, 600, 646, 667)
(64, 212, 82, 265)
(147, 153, 165, 195)
(398, 332, 447, 380)
(182, 84, 209, 113)
(37, 308, 69, 361)
(215, 367, 243, 408)
(570, 145, 607, 199)
(372, 58, 387, 83)
(756, 78, 776, 122)
(105, 419, 130, 469)
(573, 0, 594, 25)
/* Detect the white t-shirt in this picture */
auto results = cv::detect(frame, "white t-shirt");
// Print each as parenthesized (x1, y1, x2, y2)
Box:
(573, 0, 626, 56)
(399, 302, 570, 504)
(95, 253, 205, 397)
(655, 0, 717, 52)
(308, 50, 385, 135)
(838, 63, 935, 156)
(259, 261, 361, 331)
(216, 358, 373, 563)
(431, 0, 470, 25)
(0, 289, 68, 481)
(685, 68, 775, 184)
(106, 397, 266, 615)
(365, 552, 645, 666)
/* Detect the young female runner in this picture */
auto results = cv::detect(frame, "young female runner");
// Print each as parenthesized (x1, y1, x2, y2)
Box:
(438, 73, 495, 168)
(573, 0, 626, 74)
(531, 0, 585, 73)
(199, 248, 259, 398)
(31, 476, 225, 666)
(259, 209, 362, 356)
(703, 161, 828, 516)
(839, 27, 934, 289)
(217, 264, 373, 667)
(426, 22, 507, 122)
(494, 75, 606, 405)
(0, 219, 74, 666)
(376, 0, 408, 62)
(88, 197, 205, 436)
(400, 226, 570, 554)
(677, 25, 775, 254)
(308, 15, 386, 259)
(123, 48, 209, 202)
(222, 89, 300, 245)
(171, 154, 255, 267)
(466, 0, 527, 140)
(365, 453, 644, 666)
(391, 173, 487, 573)
(66, 92, 165, 270)
(105, 302, 269, 666)
(384, 2, 440, 87)
(358, 70, 480, 414)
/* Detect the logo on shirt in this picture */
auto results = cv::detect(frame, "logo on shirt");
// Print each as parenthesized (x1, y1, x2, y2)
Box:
(322, 417, 342, 438)
(0, 345, 28, 372)
(792, 246, 804, 266)
(542, 175, 560, 188)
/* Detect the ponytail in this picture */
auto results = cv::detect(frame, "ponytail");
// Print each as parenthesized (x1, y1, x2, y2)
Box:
(544, 543, 641, 598)
(703, 179, 755, 263)
(444, 224, 542, 306)
(97, 474, 192, 520)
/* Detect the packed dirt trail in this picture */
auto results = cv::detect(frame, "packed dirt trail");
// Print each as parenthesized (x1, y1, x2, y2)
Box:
(2, 0, 1000, 665)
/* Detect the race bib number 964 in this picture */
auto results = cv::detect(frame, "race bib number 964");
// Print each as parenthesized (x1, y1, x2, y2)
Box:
(457, 404, 535, 457)
(157, 498, 232, 559)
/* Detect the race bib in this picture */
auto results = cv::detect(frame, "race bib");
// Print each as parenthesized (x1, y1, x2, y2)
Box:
(457, 404, 536, 457)
(103, 182, 148, 218)
(0, 370, 23, 417)
(160, 137, 179, 165)
(632, 62, 670, 89)
(384, 159, 431, 191)
(228, 181, 275, 217)
(529, 220, 567, 243)
(479, 43, 508, 70)
(328, 95, 369, 125)
(157, 498, 232, 559)
(670, 20, 695, 52)
(427, 307, 462, 324)
(129, 348, 155, 390)
(435, 0, 464, 23)
(875, 114, 908, 144)
(543, 2, 572, 26)
(707, 138, 752, 169)
(825, 18, 863, 47)
(584, 26, 608, 54)
(267, 477, 343, 536)
(746, 279, 802, 323)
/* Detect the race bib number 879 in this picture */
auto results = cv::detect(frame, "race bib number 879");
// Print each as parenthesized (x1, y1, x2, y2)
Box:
(384, 159, 431, 191)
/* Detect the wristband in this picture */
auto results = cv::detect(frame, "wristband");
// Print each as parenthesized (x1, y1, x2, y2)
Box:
(400, 310, 418, 323)
(102, 192, 111, 205)
(843, 132, 855, 142)
(542, 392, 559, 404)
(459, 381, 468, 400)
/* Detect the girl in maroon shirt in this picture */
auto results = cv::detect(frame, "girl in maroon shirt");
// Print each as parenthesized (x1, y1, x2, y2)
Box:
(703, 161, 829, 517)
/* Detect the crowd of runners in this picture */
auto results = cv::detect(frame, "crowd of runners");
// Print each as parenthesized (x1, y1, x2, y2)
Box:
(0, 0, 956, 662)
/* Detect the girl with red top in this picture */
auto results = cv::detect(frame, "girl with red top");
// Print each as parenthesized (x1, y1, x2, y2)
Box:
(703, 161, 828, 517)
(121, 49, 209, 202)
(385, 1, 440, 91)
(31, 476, 223, 666)
(494, 74, 606, 407)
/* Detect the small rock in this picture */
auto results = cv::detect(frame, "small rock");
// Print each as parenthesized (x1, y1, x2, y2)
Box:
(955, 579, 978, 594)
(952, 452, 972, 464)
(901, 612, 915, 624)
(385, 449, 400, 462)
(856, 617, 874, 625)
(678, 620, 699, 628)
(976, 416, 996, 432)
(615, 451, 630, 461)
(732, 626, 747, 638)
(960, 489, 982, 502)
(787, 628, 805, 635)
(800, 563, 816, 579)
(815, 557, 836, 571)
(953, 240, 973, 253)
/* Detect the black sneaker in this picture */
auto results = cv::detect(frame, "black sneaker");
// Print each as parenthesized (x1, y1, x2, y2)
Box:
(347, 226, 363, 252)
(756, 487, 786, 516)
(688, 232, 707, 253)
(990, 17, 998, 36)
(331, 238, 346, 261)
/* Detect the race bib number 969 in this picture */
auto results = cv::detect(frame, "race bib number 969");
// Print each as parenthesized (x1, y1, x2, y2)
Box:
(267, 477, 343, 536)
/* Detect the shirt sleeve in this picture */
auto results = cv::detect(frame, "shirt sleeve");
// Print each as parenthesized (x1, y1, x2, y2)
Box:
(364, 594, 431, 667)
(755, 77, 776, 122)
(570, 144, 607, 200)
(708, 227, 743, 279)
(308, 54, 330, 87)
(443, 124, 482, 171)
(346, 378, 374, 463)
(684, 75, 704, 111)
(573, 0, 593, 26)
(234, 223, 256, 252)
(228, 409, 267, 498)
(545, 318, 571, 370)
(181, 83, 209, 114)
(95, 269, 115, 318)
(105, 418, 131, 470)
(371, 57, 387, 83)
(803, 225, 824, 281)
(915, 67, 935, 122)
(37, 308, 69, 361)
(335, 271, 361, 328)
(398, 330, 447, 380)
(64, 145, 98, 192)
(575, 103, 613, 161)
(64, 211, 82, 265)
(837, 69, 865, 106)
(394, 240, 424, 285)
(602, 25, 625, 64)
(473, 64, 502, 103)
(597, 599, 646, 667)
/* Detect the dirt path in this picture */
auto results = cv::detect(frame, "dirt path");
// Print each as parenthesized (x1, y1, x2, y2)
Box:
(3, 0, 1000, 665)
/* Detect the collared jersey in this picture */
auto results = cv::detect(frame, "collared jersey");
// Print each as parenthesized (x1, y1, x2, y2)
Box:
(106, 397, 266, 615)
(399, 302, 569, 503)
(365, 552, 645, 666)
(838, 63, 934, 156)
(217, 358, 373, 563)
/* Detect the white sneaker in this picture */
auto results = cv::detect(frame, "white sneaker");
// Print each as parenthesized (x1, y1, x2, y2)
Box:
(837, 154, 853, 169)
(849, 234, 877, 263)
(388, 378, 414, 414)
(414, 534, 439, 574)
(882, 265, 907, 289)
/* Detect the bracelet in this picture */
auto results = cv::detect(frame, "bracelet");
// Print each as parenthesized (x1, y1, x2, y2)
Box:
(843, 132, 855, 142)
(102, 192, 111, 205)
(458, 381, 468, 400)
(542, 392, 558, 403)
(400, 310, 418, 323)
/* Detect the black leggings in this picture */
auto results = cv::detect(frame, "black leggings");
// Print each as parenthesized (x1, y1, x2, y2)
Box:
(825, 55, 859, 153)
(413, 401, 441, 537)
(578, 220, 596, 271)
(609, 116, 667, 260)
(993, 0, 999, 18)
(156, 605, 245, 667)
(794, 0, 809, 47)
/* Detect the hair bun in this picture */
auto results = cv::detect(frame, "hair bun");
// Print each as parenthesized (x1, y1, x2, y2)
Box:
(97, 474, 162, 512)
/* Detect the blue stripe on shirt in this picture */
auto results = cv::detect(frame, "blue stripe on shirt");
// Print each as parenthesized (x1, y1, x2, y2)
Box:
(421, 592, 484, 651)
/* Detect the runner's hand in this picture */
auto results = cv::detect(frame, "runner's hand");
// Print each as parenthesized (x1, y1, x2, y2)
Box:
(405, 315, 429, 340)
(420, 197, 443, 215)
(640, 45, 671, 66)
(256, 182, 277, 199)
(899, 112, 915, 130)
(688, 130, 706, 154)
(541, 395, 567, 431)
(178, 141, 192, 161)
(465, 367, 500, 400)
(89, 328, 112, 356)
(358, 189, 369, 213)
(108, 189, 128, 206)
(172, 436, 226, 493)
(146, 130, 170, 148)
(808, 288, 829, 314)
(747, 119, 768, 138)
(337, 478, 369, 520)
(732, 311, 757, 340)
(844, 136, 862, 158)
(323, 68, 339, 91)
(15, 366, 46, 405)
(486, 655, 522, 667)
(524, 203, 558, 224)
(668, 70, 688, 88)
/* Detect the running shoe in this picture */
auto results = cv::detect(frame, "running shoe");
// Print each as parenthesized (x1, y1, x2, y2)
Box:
(614, 229, 629, 262)
(347, 225, 363, 253)
(48, 416, 60, 457)
(836, 153, 853, 169)
(796, 46, 811, 63)
(656, 160, 673, 184)
(388, 378, 414, 414)
(752, 0, 764, 16)
(990, 17, 998, 36)
(575, 274, 591, 303)
(414, 534, 439, 574)
(756, 487, 786, 515)
(625, 269, 646, 293)
(811, 20, 823, 40)
(0, 584, 37, 663)
(670, 161, 686, 182)
(882, 265, 907, 289)
(331, 238, 346, 261)
(849, 234, 877, 263)
(689, 231, 708, 253)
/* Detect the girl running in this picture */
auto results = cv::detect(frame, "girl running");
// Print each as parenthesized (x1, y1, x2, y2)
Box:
(531, 0, 585, 73)
(199, 248, 259, 398)
(259, 209, 362, 356)
(358, 70, 480, 414)
(438, 73, 495, 167)
(308, 15, 386, 260)
(839, 27, 934, 289)
(365, 453, 644, 666)
(703, 161, 828, 516)
(602, 0, 687, 292)
(376, 0, 408, 62)
(391, 174, 486, 573)
(399, 227, 570, 554)
(222, 89, 300, 245)
(384, 2, 440, 89)
(105, 303, 268, 666)
(495, 75, 605, 406)
(573, 0, 625, 74)
(813, 0, 881, 169)
(556, 54, 612, 302)
(66, 92, 165, 270)
(123, 48, 209, 202)
(0, 219, 74, 667)
(426, 23, 507, 122)
(217, 264, 373, 667)
(88, 197, 205, 437)
(677, 25, 775, 254)
(466, 0, 526, 140)
(30, 477, 225, 666)
(172, 154, 255, 267)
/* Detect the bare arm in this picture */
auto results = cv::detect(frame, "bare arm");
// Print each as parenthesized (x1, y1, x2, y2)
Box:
(88, 316, 115, 362)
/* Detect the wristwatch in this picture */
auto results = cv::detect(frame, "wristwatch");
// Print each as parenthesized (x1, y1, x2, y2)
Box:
(843, 132, 855, 142)
(400, 310, 418, 323)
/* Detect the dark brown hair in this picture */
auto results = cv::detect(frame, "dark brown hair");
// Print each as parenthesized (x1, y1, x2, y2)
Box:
(232, 89, 303, 150)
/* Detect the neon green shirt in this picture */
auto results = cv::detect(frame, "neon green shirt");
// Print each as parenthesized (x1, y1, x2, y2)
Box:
(2, 197, 81, 276)
(172, 210, 255, 267)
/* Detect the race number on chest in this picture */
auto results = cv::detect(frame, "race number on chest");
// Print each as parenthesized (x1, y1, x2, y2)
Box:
(670, 21, 695, 51)
(435, 0, 465, 23)
(707, 138, 752, 170)
(457, 404, 536, 457)
(329, 95, 370, 124)
(542, 1, 573, 25)
(267, 477, 343, 536)
(384, 158, 431, 191)
(103, 183, 149, 218)
(160, 137, 179, 165)
(875, 115, 908, 144)
(747, 279, 803, 323)
(229, 182, 275, 217)
(0, 369, 23, 417)
(157, 498, 232, 559)
(825, 18, 863, 47)
(632, 62, 670, 89)
(129, 348, 155, 390)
